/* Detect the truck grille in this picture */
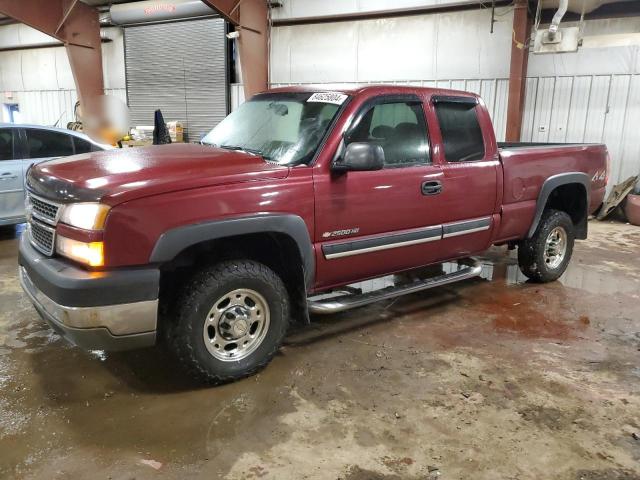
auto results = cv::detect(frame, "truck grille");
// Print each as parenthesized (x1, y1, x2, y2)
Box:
(29, 220, 56, 256)
(26, 193, 61, 256)
(28, 194, 61, 225)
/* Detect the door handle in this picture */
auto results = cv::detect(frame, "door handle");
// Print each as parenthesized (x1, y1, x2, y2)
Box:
(0, 173, 17, 180)
(421, 180, 442, 195)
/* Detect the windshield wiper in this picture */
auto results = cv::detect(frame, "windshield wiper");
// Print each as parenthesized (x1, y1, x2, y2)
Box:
(220, 145, 271, 161)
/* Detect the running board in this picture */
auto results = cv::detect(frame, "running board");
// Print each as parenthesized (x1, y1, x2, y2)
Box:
(307, 262, 483, 315)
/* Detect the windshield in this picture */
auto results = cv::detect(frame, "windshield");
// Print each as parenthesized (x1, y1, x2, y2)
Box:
(201, 92, 347, 165)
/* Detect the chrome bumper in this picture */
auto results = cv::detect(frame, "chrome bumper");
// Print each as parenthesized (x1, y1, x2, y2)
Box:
(19, 266, 157, 351)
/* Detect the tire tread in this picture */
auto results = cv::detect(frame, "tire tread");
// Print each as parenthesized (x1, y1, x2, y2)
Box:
(518, 209, 575, 283)
(166, 260, 289, 385)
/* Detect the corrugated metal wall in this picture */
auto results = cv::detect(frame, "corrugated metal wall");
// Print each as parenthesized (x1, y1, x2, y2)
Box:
(522, 74, 640, 185)
(124, 18, 227, 142)
(7, 88, 127, 127)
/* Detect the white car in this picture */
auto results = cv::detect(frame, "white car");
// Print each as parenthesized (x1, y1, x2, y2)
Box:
(0, 124, 112, 226)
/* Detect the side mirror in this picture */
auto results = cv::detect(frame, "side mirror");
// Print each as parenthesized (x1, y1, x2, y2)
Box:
(332, 142, 384, 173)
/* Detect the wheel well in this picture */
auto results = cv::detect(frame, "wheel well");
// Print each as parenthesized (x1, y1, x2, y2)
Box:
(544, 183, 588, 239)
(158, 232, 309, 326)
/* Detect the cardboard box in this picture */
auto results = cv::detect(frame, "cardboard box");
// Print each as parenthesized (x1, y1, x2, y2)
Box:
(131, 121, 184, 143)
(166, 121, 184, 143)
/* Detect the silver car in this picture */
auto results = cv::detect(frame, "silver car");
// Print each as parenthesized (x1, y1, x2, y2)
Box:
(0, 124, 111, 226)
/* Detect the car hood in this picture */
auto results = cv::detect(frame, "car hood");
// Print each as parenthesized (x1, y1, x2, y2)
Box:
(27, 143, 290, 205)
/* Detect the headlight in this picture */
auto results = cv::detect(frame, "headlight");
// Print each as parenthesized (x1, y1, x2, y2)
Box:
(59, 203, 110, 230)
(56, 236, 104, 267)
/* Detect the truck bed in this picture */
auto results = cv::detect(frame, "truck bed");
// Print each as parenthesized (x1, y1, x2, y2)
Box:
(495, 142, 608, 243)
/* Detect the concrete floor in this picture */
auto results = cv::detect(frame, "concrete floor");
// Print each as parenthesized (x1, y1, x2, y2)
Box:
(0, 221, 639, 480)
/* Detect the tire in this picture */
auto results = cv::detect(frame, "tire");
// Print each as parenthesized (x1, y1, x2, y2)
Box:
(167, 260, 290, 385)
(517, 209, 575, 283)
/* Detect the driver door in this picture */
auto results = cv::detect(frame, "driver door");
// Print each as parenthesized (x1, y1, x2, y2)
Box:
(313, 95, 451, 289)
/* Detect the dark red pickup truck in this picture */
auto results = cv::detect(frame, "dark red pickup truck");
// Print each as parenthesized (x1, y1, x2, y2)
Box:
(19, 85, 608, 383)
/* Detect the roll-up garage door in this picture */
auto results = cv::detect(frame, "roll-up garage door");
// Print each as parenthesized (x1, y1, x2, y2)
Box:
(124, 18, 227, 142)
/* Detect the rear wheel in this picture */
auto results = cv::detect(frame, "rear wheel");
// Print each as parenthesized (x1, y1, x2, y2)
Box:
(518, 209, 574, 283)
(167, 260, 290, 384)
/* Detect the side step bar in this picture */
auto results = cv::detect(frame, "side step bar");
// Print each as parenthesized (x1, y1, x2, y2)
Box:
(307, 262, 483, 315)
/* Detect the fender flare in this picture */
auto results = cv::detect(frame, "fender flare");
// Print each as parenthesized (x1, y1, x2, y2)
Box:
(527, 172, 590, 239)
(150, 214, 315, 288)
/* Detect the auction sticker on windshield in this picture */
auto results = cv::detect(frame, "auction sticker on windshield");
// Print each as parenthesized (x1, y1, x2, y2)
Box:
(307, 92, 348, 105)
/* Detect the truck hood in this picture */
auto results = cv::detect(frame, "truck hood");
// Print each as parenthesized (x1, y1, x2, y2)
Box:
(27, 143, 290, 205)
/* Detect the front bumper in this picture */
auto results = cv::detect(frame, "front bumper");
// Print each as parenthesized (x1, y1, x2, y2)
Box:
(18, 234, 159, 351)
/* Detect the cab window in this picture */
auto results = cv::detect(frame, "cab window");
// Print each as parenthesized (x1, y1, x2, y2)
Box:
(434, 101, 485, 162)
(347, 101, 429, 168)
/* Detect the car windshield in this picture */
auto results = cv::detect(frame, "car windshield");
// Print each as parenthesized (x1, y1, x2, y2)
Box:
(201, 92, 347, 165)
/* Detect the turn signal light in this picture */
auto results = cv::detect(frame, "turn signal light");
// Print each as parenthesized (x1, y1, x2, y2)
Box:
(56, 236, 104, 267)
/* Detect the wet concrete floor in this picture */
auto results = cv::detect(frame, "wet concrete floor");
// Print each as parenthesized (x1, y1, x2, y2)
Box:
(0, 221, 639, 479)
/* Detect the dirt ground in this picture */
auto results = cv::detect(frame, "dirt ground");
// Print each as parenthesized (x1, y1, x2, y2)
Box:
(0, 221, 639, 480)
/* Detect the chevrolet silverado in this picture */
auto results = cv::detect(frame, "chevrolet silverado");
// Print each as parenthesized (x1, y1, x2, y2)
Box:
(18, 86, 609, 383)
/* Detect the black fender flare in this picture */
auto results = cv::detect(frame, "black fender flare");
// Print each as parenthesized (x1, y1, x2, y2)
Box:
(527, 172, 590, 239)
(150, 214, 315, 288)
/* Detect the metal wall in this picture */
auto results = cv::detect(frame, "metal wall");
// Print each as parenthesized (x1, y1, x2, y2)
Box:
(266, 12, 640, 185)
(270, 0, 495, 21)
(523, 74, 640, 185)
(0, 25, 125, 126)
(124, 18, 227, 142)
(5, 89, 126, 127)
(270, 8, 513, 84)
(0, 26, 125, 91)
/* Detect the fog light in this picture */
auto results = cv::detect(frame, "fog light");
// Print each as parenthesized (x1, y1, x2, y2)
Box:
(56, 236, 104, 267)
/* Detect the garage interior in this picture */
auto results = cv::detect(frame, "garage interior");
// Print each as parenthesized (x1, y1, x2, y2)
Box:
(1, 0, 640, 479)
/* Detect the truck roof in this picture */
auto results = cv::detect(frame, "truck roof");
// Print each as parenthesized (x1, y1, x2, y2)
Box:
(265, 84, 479, 99)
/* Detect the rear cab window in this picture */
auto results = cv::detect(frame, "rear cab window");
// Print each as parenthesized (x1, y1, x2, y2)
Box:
(434, 97, 485, 163)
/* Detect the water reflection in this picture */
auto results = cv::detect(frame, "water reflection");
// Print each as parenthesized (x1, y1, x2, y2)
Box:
(470, 255, 640, 296)
(315, 251, 639, 303)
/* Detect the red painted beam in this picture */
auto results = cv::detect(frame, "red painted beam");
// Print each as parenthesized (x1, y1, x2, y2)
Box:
(0, 0, 104, 107)
(202, 0, 268, 99)
(505, 0, 531, 142)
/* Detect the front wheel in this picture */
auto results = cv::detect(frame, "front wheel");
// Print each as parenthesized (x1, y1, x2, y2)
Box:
(167, 260, 290, 384)
(518, 209, 575, 283)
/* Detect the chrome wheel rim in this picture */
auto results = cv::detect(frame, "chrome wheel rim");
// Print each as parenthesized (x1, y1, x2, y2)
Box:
(544, 226, 567, 269)
(203, 288, 270, 362)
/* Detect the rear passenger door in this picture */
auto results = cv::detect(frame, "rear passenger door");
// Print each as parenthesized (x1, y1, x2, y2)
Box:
(428, 96, 499, 257)
(0, 128, 25, 222)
